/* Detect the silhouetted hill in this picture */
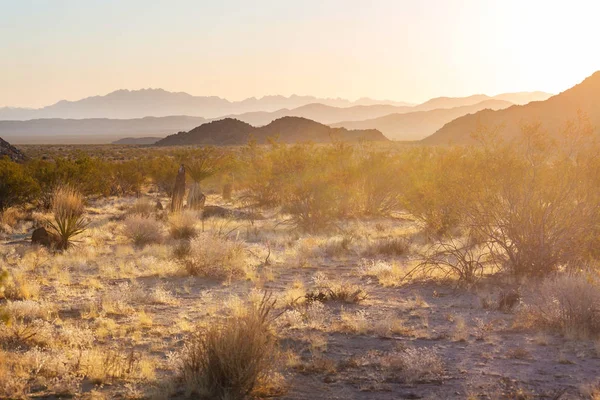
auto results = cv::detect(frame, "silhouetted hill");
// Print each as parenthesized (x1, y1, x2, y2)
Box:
(422, 72, 600, 145)
(0, 89, 413, 120)
(156, 117, 387, 146)
(331, 100, 512, 140)
(0, 116, 205, 144)
(0, 137, 26, 162)
(156, 119, 256, 146)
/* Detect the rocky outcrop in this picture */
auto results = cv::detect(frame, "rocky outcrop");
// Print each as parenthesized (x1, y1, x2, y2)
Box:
(0, 137, 26, 162)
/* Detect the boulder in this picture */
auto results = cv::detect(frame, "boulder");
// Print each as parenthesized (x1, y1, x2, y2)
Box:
(31, 227, 54, 248)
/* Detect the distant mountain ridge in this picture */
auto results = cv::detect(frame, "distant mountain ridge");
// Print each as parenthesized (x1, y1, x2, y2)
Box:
(0, 89, 413, 120)
(0, 89, 551, 121)
(422, 71, 600, 145)
(156, 117, 388, 146)
(331, 99, 513, 140)
(0, 116, 206, 144)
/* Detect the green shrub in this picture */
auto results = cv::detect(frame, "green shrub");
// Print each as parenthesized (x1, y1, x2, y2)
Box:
(0, 158, 39, 212)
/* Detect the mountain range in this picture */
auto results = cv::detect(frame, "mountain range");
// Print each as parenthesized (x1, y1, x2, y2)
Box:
(0, 90, 413, 121)
(423, 71, 600, 145)
(0, 89, 550, 122)
(0, 116, 206, 144)
(0, 91, 551, 144)
(156, 117, 387, 146)
(330, 99, 512, 140)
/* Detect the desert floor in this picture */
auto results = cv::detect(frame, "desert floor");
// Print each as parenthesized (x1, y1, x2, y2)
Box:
(1, 194, 599, 400)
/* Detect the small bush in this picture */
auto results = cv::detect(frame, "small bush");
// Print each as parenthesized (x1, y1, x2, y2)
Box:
(183, 234, 247, 280)
(169, 211, 199, 240)
(122, 216, 164, 247)
(526, 274, 600, 338)
(179, 295, 281, 399)
(383, 347, 444, 383)
(0, 158, 40, 212)
(47, 186, 88, 250)
(364, 237, 410, 257)
(308, 276, 367, 304)
(127, 197, 155, 217)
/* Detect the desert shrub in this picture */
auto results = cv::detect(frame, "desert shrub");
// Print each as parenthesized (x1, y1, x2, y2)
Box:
(359, 150, 403, 215)
(363, 237, 410, 257)
(410, 231, 491, 284)
(383, 347, 444, 383)
(0, 158, 40, 212)
(27, 156, 111, 204)
(181, 146, 231, 184)
(109, 160, 145, 196)
(0, 207, 27, 234)
(183, 233, 247, 280)
(47, 186, 89, 250)
(237, 142, 279, 207)
(308, 276, 367, 304)
(279, 145, 351, 232)
(465, 121, 600, 277)
(525, 273, 600, 338)
(122, 215, 163, 247)
(399, 147, 475, 237)
(127, 197, 155, 217)
(179, 295, 281, 399)
(169, 211, 199, 240)
(145, 155, 179, 195)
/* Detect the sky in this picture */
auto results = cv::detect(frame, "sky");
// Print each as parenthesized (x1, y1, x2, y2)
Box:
(1, 0, 599, 108)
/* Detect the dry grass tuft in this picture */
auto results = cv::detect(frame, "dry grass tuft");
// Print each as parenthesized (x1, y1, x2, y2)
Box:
(178, 294, 284, 399)
(169, 211, 199, 240)
(383, 347, 444, 383)
(128, 197, 156, 217)
(122, 215, 164, 247)
(183, 233, 247, 280)
(363, 237, 410, 257)
(523, 273, 600, 338)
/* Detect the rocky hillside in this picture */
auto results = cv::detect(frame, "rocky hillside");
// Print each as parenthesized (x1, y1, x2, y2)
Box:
(156, 116, 388, 146)
(0, 137, 26, 162)
(422, 71, 600, 145)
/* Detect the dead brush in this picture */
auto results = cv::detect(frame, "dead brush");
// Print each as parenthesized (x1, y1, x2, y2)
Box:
(405, 232, 491, 285)
(183, 233, 247, 280)
(179, 293, 284, 399)
(127, 197, 155, 218)
(306, 280, 367, 304)
(169, 211, 199, 240)
(524, 273, 600, 338)
(122, 215, 163, 247)
(364, 237, 410, 257)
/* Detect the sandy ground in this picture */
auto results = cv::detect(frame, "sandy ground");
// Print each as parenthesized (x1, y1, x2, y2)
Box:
(1, 195, 599, 399)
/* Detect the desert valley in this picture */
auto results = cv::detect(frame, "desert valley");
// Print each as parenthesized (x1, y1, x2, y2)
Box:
(2, 2, 600, 399)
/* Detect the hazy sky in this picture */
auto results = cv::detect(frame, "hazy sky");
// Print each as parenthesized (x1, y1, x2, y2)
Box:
(2, 0, 599, 108)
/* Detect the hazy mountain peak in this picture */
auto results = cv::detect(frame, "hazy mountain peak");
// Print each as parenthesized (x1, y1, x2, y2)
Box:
(422, 71, 600, 145)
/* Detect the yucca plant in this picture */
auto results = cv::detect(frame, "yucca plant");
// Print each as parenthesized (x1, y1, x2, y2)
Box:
(47, 186, 89, 250)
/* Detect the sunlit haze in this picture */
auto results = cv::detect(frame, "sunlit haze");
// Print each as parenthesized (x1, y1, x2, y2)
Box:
(1, 0, 599, 108)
